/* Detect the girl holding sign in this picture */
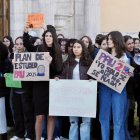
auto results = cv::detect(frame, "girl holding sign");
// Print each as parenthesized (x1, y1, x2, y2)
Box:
(10, 36, 33, 140)
(56, 40, 93, 140)
(23, 24, 63, 140)
(99, 31, 129, 140)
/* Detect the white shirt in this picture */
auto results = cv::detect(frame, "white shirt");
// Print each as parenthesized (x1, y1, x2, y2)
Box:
(122, 53, 130, 64)
(72, 58, 80, 80)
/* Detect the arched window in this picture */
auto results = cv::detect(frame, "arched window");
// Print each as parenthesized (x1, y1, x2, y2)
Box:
(0, 0, 10, 40)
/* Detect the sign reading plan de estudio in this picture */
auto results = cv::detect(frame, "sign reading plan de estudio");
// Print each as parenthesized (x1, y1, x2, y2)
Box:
(87, 49, 134, 93)
(13, 52, 49, 81)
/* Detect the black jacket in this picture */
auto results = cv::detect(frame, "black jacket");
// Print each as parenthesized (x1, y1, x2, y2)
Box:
(0, 42, 10, 97)
(60, 59, 92, 80)
(23, 32, 63, 78)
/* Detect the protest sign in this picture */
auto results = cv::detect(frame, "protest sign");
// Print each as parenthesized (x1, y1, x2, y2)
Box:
(28, 13, 44, 28)
(13, 52, 49, 81)
(49, 79, 97, 118)
(5, 73, 22, 88)
(87, 49, 134, 93)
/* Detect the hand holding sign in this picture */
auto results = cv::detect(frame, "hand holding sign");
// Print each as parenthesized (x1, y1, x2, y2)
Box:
(87, 49, 134, 93)
(5, 73, 22, 88)
(14, 52, 49, 81)
(44, 52, 52, 64)
(28, 13, 44, 29)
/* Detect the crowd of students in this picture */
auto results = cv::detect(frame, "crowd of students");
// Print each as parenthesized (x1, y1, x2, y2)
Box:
(0, 24, 140, 140)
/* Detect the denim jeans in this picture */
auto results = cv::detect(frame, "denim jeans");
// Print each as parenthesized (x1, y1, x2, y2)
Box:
(69, 117, 91, 140)
(99, 84, 127, 140)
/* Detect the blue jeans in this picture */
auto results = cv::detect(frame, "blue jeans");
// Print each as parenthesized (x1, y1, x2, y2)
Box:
(69, 117, 91, 140)
(99, 84, 127, 140)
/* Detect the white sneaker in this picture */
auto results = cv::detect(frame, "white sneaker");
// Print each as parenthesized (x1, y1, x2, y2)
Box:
(25, 138, 31, 140)
(60, 136, 69, 140)
(10, 136, 24, 140)
(55, 137, 60, 140)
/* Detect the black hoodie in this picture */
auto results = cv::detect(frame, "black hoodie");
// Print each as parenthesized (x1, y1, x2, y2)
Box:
(0, 42, 9, 97)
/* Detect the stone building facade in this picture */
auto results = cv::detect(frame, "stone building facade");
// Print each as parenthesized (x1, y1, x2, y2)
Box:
(1, 0, 139, 41)
(10, 0, 100, 40)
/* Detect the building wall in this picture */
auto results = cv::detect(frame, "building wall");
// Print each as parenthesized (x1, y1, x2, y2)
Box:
(9, 0, 140, 40)
(10, 0, 100, 41)
(55, 0, 75, 38)
(100, 0, 140, 35)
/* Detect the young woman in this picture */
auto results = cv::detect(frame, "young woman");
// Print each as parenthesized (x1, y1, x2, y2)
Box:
(80, 35, 94, 57)
(0, 41, 8, 140)
(124, 35, 136, 139)
(3, 36, 15, 132)
(10, 37, 26, 140)
(124, 35, 134, 55)
(57, 40, 93, 140)
(133, 38, 140, 140)
(99, 31, 128, 140)
(133, 38, 140, 53)
(59, 38, 69, 62)
(23, 24, 63, 140)
(65, 38, 77, 54)
(98, 35, 108, 51)
(3, 36, 14, 59)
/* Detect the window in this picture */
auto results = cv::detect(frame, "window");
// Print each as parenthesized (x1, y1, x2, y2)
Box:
(0, 0, 10, 40)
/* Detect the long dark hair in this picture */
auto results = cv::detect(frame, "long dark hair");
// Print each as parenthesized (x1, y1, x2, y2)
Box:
(42, 29, 62, 73)
(69, 40, 92, 66)
(124, 35, 133, 43)
(15, 36, 23, 43)
(80, 35, 94, 56)
(133, 38, 140, 44)
(123, 35, 134, 56)
(107, 31, 125, 58)
(3, 36, 14, 53)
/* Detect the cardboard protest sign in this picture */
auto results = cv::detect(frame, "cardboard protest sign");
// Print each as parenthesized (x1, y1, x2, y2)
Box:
(87, 49, 134, 93)
(13, 52, 49, 81)
(28, 13, 44, 28)
(5, 73, 22, 88)
(49, 79, 97, 118)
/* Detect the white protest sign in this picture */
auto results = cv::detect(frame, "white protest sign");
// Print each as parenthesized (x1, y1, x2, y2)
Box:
(87, 49, 134, 93)
(13, 52, 49, 81)
(49, 79, 97, 118)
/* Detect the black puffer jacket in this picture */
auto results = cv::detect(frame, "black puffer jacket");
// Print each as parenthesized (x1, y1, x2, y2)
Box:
(0, 42, 9, 97)
(60, 59, 92, 80)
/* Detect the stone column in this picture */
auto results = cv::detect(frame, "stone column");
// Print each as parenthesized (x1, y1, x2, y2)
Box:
(38, 0, 55, 25)
(84, 0, 100, 42)
(10, 0, 25, 40)
(55, 0, 74, 38)
(10, 0, 56, 39)
(74, 0, 85, 39)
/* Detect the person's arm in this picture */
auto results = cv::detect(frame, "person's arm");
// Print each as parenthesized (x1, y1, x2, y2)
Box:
(23, 23, 34, 52)
(0, 42, 8, 60)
